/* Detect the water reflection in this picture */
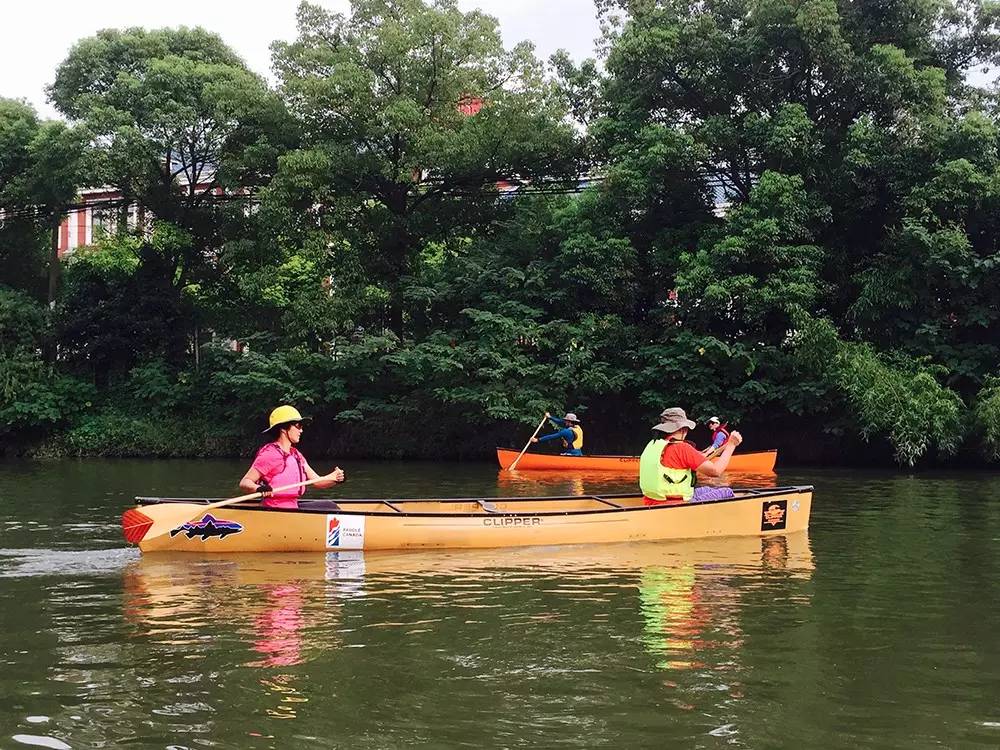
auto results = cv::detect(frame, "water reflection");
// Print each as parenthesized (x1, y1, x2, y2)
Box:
(124, 555, 346, 665)
(635, 533, 811, 724)
(125, 535, 812, 668)
(249, 584, 306, 669)
(637, 536, 802, 673)
(15, 532, 816, 745)
(124, 554, 353, 722)
(640, 564, 710, 669)
(495, 470, 608, 496)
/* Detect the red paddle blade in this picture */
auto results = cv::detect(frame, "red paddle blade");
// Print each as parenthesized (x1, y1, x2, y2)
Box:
(122, 509, 153, 544)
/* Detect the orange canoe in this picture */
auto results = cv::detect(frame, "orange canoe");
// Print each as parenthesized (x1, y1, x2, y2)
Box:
(496, 447, 777, 473)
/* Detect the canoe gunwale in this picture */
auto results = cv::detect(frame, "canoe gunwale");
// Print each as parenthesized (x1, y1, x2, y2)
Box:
(495, 446, 778, 461)
(134, 485, 812, 519)
(495, 446, 778, 473)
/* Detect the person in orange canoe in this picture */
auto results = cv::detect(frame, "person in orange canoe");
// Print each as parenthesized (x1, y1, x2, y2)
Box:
(530, 411, 584, 456)
(239, 405, 345, 510)
(640, 407, 743, 505)
(701, 416, 731, 456)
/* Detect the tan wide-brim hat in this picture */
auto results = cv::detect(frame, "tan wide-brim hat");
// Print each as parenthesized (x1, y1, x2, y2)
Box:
(655, 407, 696, 434)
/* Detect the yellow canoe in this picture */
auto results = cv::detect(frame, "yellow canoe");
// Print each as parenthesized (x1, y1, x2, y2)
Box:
(496, 447, 778, 473)
(128, 485, 812, 553)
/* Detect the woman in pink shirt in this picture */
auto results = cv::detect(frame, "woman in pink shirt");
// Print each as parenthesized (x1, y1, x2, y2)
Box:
(239, 405, 345, 509)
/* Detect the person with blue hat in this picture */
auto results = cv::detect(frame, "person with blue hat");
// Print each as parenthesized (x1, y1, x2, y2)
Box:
(238, 405, 345, 509)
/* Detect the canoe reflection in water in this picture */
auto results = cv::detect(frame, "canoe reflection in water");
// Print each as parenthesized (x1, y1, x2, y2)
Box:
(123, 553, 364, 665)
(123, 553, 368, 721)
(125, 536, 810, 640)
(124, 536, 812, 716)
(638, 533, 812, 689)
(246, 557, 363, 670)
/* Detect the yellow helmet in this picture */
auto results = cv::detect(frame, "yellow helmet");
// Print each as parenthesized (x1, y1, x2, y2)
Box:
(263, 405, 310, 432)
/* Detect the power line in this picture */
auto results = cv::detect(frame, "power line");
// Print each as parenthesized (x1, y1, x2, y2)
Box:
(0, 191, 254, 225)
(1, 171, 734, 226)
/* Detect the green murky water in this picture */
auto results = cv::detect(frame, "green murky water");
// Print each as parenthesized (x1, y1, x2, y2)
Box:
(1, 459, 1000, 748)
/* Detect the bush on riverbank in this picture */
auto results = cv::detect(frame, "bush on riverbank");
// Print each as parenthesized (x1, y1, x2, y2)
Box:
(0, 287, 95, 439)
(33, 411, 247, 459)
(974, 378, 1000, 462)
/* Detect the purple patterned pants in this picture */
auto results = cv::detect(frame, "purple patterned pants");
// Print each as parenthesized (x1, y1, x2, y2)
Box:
(691, 486, 735, 502)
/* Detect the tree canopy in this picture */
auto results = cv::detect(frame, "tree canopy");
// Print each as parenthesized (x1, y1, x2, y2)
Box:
(268, 0, 579, 336)
(3, 0, 1000, 466)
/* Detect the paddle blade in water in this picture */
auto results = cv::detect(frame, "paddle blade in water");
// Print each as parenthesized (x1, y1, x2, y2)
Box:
(122, 509, 153, 544)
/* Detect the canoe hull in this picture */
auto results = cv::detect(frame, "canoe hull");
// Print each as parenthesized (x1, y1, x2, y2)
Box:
(496, 447, 777, 473)
(133, 486, 811, 553)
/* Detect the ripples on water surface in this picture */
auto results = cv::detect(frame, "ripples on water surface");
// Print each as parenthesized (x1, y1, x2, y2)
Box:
(1, 459, 1000, 748)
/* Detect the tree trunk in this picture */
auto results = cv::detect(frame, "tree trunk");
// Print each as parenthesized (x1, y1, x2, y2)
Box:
(47, 219, 60, 308)
(387, 291, 404, 340)
(384, 214, 410, 341)
(45, 219, 61, 363)
(118, 202, 130, 235)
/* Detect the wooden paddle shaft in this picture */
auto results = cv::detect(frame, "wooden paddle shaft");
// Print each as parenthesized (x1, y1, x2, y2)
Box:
(505, 415, 550, 471)
(203, 476, 325, 511)
(137, 476, 328, 543)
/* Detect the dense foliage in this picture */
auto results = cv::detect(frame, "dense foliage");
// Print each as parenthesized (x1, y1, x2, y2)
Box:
(4, 0, 1000, 465)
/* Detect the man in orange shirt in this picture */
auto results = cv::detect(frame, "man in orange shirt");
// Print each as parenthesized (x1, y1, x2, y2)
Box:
(639, 407, 743, 505)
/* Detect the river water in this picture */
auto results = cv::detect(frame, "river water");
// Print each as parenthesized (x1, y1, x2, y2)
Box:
(1, 459, 999, 749)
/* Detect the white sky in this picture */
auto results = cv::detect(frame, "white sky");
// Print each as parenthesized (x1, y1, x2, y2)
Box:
(0, 0, 602, 120)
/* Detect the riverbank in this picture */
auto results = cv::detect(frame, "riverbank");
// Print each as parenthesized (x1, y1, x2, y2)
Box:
(6, 408, 993, 469)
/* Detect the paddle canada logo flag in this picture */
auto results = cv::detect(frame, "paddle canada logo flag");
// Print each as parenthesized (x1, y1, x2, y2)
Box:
(326, 514, 365, 549)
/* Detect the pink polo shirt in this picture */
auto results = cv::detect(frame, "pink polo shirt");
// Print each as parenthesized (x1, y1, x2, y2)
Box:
(251, 443, 313, 509)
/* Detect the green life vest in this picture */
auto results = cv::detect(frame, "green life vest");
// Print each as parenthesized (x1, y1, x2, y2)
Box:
(638, 438, 696, 501)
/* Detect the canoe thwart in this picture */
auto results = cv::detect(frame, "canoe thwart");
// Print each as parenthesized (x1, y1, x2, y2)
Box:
(590, 496, 624, 509)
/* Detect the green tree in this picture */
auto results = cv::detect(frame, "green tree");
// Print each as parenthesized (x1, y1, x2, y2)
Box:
(0, 286, 93, 441)
(677, 171, 830, 343)
(269, 0, 579, 337)
(0, 98, 87, 301)
(49, 27, 295, 368)
(791, 313, 966, 465)
(846, 129, 1000, 395)
(584, 0, 1000, 461)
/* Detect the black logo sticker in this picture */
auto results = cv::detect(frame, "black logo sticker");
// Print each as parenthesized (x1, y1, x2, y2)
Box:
(760, 500, 787, 531)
